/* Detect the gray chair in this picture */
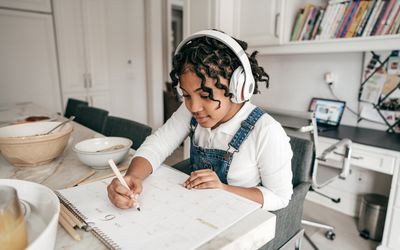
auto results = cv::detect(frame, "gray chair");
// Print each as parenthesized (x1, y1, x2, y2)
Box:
(102, 116, 152, 150)
(171, 136, 314, 250)
(75, 106, 108, 133)
(64, 98, 88, 118)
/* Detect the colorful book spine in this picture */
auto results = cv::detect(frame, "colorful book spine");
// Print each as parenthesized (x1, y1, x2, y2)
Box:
(346, 1, 369, 37)
(387, 3, 400, 34)
(336, 0, 356, 37)
(362, 0, 384, 36)
(311, 9, 326, 39)
(290, 9, 304, 41)
(375, 0, 397, 35)
(382, 0, 400, 34)
(341, 0, 362, 37)
(371, 0, 391, 35)
(356, 0, 378, 36)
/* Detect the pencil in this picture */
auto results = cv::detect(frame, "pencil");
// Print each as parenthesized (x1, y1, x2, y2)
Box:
(59, 213, 81, 241)
(78, 164, 129, 186)
(107, 159, 141, 211)
(60, 204, 85, 229)
(69, 170, 96, 187)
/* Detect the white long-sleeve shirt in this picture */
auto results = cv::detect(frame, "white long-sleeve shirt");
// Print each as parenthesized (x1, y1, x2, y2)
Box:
(135, 102, 293, 211)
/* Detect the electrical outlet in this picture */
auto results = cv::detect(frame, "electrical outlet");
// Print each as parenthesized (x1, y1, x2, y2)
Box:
(324, 72, 337, 87)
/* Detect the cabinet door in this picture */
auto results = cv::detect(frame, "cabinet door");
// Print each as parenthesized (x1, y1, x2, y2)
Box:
(53, 0, 87, 93)
(183, 0, 216, 35)
(81, 0, 109, 91)
(0, 0, 51, 12)
(0, 9, 61, 113)
(235, 0, 284, 46)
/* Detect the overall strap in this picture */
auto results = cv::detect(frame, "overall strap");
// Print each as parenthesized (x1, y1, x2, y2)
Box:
(190, 117, 198, 135)
(228, 107, 266, 151)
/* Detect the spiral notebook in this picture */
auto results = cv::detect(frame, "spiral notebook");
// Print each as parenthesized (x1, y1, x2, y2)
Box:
(56, 165, 260, 250)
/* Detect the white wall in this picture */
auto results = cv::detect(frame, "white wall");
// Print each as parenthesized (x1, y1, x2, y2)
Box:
(252, 52, 387, 131)
(105, 0, 148, 124)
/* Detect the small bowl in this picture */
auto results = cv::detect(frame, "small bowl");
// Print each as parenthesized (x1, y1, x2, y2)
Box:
(73, 137, 132, 169)
(0, 122, 73, 167)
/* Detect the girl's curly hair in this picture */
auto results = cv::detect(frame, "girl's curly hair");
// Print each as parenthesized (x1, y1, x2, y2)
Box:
(169, 32, 269, 108)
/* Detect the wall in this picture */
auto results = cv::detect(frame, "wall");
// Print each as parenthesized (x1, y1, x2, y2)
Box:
(252, 52, 387, 131)
(252, 53, 391, 216)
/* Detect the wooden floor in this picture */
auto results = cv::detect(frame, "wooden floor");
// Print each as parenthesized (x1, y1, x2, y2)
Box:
(165, 147, 381, 250)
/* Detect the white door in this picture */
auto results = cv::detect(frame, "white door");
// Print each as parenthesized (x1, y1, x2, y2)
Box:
(0, 9, 61, 113)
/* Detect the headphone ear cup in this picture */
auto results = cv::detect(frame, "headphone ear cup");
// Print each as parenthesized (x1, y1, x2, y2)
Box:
(230, 67, 246, 103)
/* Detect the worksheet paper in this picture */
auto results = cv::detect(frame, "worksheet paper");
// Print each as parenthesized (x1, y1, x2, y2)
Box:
(57, 165, 261, 250)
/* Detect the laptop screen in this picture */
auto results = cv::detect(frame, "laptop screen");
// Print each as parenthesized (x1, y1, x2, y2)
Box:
(308, 98, 346, 127)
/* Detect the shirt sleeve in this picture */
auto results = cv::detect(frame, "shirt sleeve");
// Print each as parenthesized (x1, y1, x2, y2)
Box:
(134, 103, 192, 172)
(255, 120, 293, 211)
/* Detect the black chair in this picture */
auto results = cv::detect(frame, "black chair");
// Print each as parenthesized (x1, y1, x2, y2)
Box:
(75, 106, 109, 133)
(64, 98, 88, 118)
(171, 136, 314, 250)
(102, 116, 152, 150)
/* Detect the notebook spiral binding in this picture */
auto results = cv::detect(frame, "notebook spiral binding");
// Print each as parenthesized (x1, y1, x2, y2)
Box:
(55, 191, 122, 250)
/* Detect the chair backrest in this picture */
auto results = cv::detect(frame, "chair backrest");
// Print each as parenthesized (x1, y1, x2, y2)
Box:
(289, 135, 314, 186)
(102, 116, 152, 150)
(64, 98, 88, 118)
(262, 135, 314, 250)
(75, 106, 109, 133)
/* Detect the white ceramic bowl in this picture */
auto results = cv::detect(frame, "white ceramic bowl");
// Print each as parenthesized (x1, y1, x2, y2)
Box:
(0, 179, 60, 250)
(0, 122, 73, 167)
(73, 137, 132, 169)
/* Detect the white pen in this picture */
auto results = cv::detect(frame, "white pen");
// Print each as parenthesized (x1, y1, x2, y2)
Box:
(108, 159, 141, 211)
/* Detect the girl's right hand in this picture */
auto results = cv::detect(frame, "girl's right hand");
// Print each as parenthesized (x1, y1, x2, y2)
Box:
(107, 175, 143, 209)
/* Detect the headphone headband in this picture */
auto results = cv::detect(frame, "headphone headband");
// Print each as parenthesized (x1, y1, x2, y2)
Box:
(174, 30, 255, 90)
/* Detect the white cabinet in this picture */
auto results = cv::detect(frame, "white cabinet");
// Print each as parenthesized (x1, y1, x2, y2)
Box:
(234, 0, 284, 46)
(183, 0, 283, 46)
(53, 0, 110, 109)
(0, 9, 61, 113)
(0, 0, 51, 12)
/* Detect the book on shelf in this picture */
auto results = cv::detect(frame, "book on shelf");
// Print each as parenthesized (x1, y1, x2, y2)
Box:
(363, 0, 384, 36)
(382, 0, 400, 34)
(295, 3, 315, 40)
(311, 9, 326, 39)
(341, 0, 363, 37)
(332, 1, 351, 38)
(291, 9, 305, 41)
(355, 0, 378, 37)
(376, 0, 400, 35)
(291, 0, 400, 41)
(371, 0, 391, 35)
(388, 6, 400, 34)
(345, 1, 370, 37)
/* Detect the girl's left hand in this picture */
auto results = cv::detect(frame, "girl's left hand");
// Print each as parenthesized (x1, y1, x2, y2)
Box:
(184, 169, 225, 190)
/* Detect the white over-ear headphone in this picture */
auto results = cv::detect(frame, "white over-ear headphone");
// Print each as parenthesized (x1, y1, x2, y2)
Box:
(174, 30, 255, 103)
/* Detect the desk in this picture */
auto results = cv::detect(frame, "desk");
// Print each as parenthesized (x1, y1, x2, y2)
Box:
(270, 111, 400, 250)
(0, 102, 276, 250)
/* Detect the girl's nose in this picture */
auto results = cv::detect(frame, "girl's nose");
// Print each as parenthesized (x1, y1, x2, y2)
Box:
(187, 98, 203, 113)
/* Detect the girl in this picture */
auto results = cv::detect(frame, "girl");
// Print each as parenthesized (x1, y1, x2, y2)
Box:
(107, 30, 293, 211)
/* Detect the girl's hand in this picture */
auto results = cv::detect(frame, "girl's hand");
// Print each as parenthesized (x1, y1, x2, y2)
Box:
(184, 169, 225, 190)
(107, 175, 143, 209)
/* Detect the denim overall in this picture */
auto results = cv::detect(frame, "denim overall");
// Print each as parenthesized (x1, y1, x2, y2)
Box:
(190, 107, 265, 184)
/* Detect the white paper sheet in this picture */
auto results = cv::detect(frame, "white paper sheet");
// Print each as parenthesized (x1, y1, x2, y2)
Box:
(58, 165, 260, 250)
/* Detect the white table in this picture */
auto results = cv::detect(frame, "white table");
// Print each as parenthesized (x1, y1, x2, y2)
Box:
(0, 102, 276, 250)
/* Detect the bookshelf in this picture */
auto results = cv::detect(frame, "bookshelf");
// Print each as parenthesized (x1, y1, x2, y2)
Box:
(248, 0, 400, 54)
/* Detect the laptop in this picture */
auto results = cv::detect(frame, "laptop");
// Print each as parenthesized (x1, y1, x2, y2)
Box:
(308, 98, 346, 132)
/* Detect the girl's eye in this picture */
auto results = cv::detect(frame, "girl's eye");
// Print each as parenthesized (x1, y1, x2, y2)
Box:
(182, 94, 191, 99)
(200, 95, 209, 99)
